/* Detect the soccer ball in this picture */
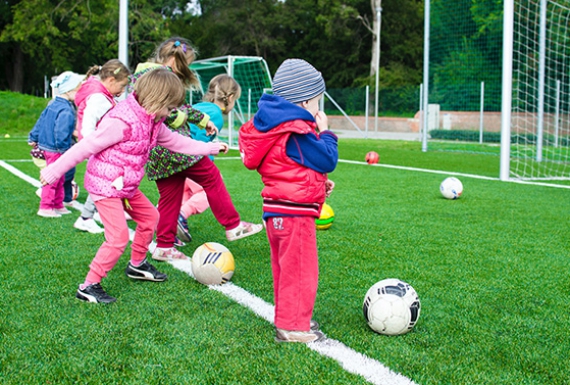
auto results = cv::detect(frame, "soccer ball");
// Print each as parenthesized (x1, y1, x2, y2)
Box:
(366, 151, 379, 164)
(440, 177, 463, 199)
(316, 202, 334, 230)
(362, 278, 421, 336)
(71, 180, 80, 200)
(191, 242, 235, 285)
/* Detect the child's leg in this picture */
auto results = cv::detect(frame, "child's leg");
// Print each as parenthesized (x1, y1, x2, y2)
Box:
(155, 173, 186, 249)
(84, 197, 131, 284)
(267, 216, 318, 332)
(41, 151, 64, 210)
(63, 167, 76, 203)
(182, 157, 241, 230)
(123, 189, 159, 266)
(81, 195, 97, 219)
(180, 178, 209, 218)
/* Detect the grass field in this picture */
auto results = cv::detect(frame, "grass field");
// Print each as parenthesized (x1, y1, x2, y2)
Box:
(1, 93, 569, 384)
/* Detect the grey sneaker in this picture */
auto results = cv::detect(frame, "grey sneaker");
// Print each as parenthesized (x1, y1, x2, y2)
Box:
(125, 260, 167, 281)
(76, 283, 116, 303)
(310, 320, 320, 331)
(275, 328, 325, 343)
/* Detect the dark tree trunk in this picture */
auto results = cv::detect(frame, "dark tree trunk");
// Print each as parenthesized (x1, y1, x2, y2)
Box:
(6, 44, 24, 92)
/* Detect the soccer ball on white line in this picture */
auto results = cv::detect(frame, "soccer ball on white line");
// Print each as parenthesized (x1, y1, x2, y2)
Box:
(440, 177, 463, 200)
(191, 242, 235, 285)
(362, 278, 421, 336)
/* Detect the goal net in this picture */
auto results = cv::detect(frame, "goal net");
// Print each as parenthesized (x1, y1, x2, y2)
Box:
(190, 56, 272, 147)
(507, 0, 570, 180)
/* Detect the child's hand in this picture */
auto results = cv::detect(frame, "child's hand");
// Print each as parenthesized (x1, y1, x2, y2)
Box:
(219, 142, 229, 154)
(28, 141, 36, 147)
(315, 111, 328, 132)
(325, 179, 335, 197)
(40, 175, 48, 186)
(205, 121, 219, 136)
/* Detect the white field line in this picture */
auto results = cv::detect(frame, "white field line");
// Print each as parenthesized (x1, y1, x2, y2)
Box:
(1, 158, 418, 385)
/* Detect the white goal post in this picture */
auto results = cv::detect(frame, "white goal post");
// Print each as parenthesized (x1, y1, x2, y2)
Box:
(501, 0, 570, 181)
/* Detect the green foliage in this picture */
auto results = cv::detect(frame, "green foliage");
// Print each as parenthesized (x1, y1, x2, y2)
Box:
(0, 91, 48, 135)
(430, 0, 503, 111)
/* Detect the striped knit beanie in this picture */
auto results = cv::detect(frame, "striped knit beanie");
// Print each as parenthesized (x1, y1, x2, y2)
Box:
(272, 59, 325, 104)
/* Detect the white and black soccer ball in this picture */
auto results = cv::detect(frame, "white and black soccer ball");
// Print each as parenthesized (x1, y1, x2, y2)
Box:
(191, 242, 235, 285)
(440, 177, 463, 199)
(362, 278, 421, 336)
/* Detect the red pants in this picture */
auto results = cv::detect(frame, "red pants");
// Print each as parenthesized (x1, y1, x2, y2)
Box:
(155, 157, 241, 248)
(266, 216, 319, 331)
(85, 190, 158, 283)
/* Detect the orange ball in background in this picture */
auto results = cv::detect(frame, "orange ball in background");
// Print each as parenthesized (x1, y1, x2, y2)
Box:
(366, 151, 379, 164)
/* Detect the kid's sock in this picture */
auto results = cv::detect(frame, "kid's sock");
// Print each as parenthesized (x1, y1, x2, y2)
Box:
(80, 280, 96, 290)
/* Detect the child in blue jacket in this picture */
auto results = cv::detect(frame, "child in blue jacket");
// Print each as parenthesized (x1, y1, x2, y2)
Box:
(29, 71, 84, 217)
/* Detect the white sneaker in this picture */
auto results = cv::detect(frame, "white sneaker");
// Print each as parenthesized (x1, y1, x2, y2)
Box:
(37, 209, 61, 218)
(152, 247, 189, 262)
(55, 208, 72, 215)
(93, 212, 101, 222)
(74, 217, 104, 234)
(275, 328, 325, 343)
(226, 221, 263, 241)
(64, 200, 83, 210)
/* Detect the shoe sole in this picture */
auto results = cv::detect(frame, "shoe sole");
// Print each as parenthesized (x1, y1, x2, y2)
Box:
(226, 225, 263, 242)
(176, 223, 192, 243)
(76, 291, 116, 303)
(126, 266, 167, 282)
(74, 223, 104, 234)
(274, 334, 325, 343)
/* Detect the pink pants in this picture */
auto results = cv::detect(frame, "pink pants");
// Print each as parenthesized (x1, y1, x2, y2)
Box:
(40, 151, 65, 210)
(180, 178, 209, 218)
(266, 216, 319, 331)
(155, 157, 240, 248)
(85, 190, 158, 284)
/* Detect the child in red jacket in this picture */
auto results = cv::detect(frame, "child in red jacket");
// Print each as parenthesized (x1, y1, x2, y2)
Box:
(239, 59, 338, 343)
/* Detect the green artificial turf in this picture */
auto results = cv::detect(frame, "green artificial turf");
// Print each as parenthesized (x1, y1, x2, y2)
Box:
(1, 93, 569, 384)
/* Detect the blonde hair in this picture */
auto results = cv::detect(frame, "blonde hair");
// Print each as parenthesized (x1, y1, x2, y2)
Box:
(134, 69, 185, 115)
(203, 74, 241, 111)
(152, 37, 201, 90)
(85, 59, 130, 82)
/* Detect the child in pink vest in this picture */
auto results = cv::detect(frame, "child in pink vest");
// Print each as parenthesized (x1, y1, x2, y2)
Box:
(40, 69, 228, 303)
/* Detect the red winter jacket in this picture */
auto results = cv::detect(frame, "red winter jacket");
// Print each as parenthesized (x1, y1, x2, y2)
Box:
(239, 118, 327, 217)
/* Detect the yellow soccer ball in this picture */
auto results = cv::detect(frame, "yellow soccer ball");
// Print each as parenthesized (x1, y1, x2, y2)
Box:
(191, 242, 235, 285)
(316, 202, 335, 230)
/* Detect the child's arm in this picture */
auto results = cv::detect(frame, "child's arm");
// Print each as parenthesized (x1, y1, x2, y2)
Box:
(285, 130, 339, 173)
(40, 118, 124, 185)
(81, 94, 113, 139)
(53, 109, 77, 149)
(156, 124, 227, 156)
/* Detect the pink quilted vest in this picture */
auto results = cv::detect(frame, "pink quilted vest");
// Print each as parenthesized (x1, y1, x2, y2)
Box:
(84, 94, 162, 198)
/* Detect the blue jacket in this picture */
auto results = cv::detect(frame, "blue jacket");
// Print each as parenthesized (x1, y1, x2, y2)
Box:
(29, 96, 77, 153)
(190, 102, 224, 160)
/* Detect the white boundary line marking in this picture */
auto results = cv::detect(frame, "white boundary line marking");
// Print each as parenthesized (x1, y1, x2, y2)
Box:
(1, 159, 418, 385)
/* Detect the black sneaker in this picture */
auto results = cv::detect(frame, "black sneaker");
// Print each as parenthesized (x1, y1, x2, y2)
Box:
(76, 283, 116, 303)
(125, 260, 167, 282)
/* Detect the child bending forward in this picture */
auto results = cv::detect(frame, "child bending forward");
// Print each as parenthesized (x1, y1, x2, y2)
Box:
(41, 69, 228, 303)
